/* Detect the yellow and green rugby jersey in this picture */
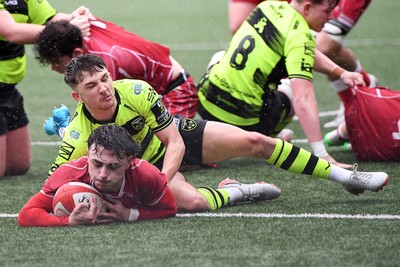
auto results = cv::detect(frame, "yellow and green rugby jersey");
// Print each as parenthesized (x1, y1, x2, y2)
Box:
(0, 0, 57, 84)
(48, 79, 173, 176)
(198, 1, 315, 126)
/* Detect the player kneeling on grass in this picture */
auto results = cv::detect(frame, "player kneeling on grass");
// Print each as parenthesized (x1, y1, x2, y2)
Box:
(18, 124, 281, 227)
(324, 85, 400, 161)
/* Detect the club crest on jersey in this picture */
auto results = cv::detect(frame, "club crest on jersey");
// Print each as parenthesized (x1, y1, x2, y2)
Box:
(131, 117, 145, 131)
(180, 118, 197, 131)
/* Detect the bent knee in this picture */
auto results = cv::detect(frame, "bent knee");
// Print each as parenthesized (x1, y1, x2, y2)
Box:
(176, 193, 210, 212)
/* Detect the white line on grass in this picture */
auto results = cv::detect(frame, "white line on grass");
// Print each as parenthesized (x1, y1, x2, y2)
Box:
(2, 213, 400, 220)
(177, 213, 400, 220)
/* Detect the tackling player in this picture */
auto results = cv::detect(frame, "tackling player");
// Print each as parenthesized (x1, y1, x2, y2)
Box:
(34, 19, 198, 119)
(47, 54, 388, 214)
(198, 0, 366, 165)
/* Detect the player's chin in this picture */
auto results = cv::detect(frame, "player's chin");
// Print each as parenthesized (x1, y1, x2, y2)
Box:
(92, 181, 111, 192)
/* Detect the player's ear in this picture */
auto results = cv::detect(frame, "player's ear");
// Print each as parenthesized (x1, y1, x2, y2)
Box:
(303, 1, 312, 16)
(72, 91, 83, 102)
(72, 48, 83, 58)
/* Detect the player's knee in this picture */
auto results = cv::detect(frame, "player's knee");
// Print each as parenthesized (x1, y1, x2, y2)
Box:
(6, 163, 31, 176)
(322, 20, 350, 44)
(177, 193, 210, 212)
(245, 132, 274, 157)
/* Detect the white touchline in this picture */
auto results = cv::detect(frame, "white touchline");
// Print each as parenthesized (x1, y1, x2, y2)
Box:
(2, 213, 400, 220)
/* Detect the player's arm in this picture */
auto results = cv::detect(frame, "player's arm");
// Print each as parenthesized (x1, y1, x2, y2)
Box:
(313, 48, 365, 87)
(291, 78, 352, 168)
(97, 186, 177, 224)
(18, 192, 69, 227)
(155, 123, 185, 183)
(134, 82, 185, 182)
(0, 10, 45, 44)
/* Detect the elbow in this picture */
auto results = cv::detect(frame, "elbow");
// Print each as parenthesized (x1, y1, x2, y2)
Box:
(17, 209, 29, 227)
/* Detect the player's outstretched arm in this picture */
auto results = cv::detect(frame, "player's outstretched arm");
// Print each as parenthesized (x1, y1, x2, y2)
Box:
(18, 192, 69, 227)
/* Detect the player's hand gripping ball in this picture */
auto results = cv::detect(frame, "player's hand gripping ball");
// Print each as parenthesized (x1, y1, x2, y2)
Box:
(52, 182, 105, 216)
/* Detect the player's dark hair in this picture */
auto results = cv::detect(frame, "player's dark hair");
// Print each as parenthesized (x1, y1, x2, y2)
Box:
(64, 54, 108, 87)
(34, 20, 83, 66)
(88, 124, 138, 161)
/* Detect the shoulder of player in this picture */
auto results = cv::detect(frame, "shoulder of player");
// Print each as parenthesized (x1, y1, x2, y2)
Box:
(127, 159, 164, 179)
(113, 79, 160, 108)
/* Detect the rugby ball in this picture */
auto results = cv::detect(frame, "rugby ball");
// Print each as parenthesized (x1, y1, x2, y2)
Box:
(52, 182, 105, 217)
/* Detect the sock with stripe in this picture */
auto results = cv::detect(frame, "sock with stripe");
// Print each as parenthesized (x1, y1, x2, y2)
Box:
(266, 139, 333, 179)
(197, 187, 230, 211)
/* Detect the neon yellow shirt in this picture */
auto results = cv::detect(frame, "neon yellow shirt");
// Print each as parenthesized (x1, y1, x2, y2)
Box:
(48, 79, 173, 176)
(198, 1, 315, 126)
(0, 0, 57, 84)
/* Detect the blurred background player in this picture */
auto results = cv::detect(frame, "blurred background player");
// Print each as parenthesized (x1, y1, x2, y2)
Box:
(34, 18, 198, 123)
(0, 2, 92, 179)
(227, 0, 377, 129)
(324, 85, 400, 161)
(198, 0, 366, 165)
(316, 0, 377, 128)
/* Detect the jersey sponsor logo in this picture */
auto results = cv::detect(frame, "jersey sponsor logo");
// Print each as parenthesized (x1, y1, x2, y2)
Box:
(3, 0, 28, 15)
(70, 130, 80, 140)
(131, 116, 145, 131)
(50, 162, 60, 174)
(4, 0, 18, 5)
(304, 42, 315, 56)
(151, 99, 170, 125)
(58, 141, 75, 161)
(133, 83, 143, 95)
(180, 118, 198, 132)
(300, 58, 313, 73)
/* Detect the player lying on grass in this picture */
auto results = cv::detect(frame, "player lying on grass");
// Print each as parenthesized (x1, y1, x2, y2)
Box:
(324, 85, 400, 161)
(19, 124, 281, 227)
(34, 18, 198, 119)
(47, 55, 388, 213)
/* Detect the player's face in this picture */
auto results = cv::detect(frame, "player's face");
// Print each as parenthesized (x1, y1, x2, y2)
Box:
(51, 55, 73, 74)
(305, 0, 335, 32)
(88, 145, 130, 193)
(74, 69, 117, 113)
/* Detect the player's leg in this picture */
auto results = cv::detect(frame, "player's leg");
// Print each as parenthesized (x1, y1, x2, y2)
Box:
(168, 172, 280, 212)
(201, 122, 388, 194)
(4, 126, 31, 176)
(0, 134, 6, 177)
(0, 86, 32, 178)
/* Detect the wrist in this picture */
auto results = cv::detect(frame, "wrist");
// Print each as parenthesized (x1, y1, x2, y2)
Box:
(128, 208, 139, 222)
(310, 140, 328, 158)
(331, 66, 345, 80)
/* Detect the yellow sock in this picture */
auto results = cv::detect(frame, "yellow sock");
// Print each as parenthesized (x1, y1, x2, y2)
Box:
(197, 187, 230, 211)
(266, 139, 331, 179)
